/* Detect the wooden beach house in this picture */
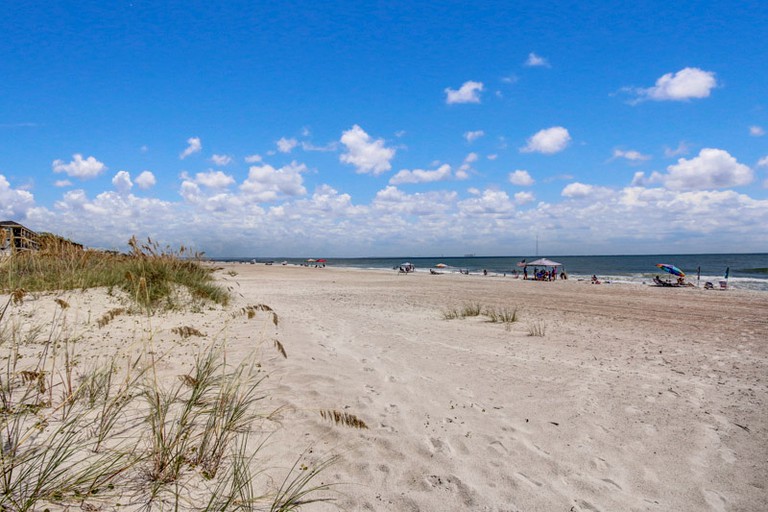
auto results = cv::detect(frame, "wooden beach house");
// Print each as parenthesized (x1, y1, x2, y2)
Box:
(0, 220, 40, 257)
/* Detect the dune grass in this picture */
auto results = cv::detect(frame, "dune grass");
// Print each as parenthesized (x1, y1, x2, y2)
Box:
(0, 236, 228, 311)
(442, 302, 518, 328)
(0, 295, 334, 511)
(0, 237, 340, 509)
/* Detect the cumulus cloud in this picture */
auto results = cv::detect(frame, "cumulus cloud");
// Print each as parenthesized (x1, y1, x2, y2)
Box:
(750, 126, 765, 137)
(389, 164, 452, 185)
(458, 189, 515, 215)
(521, 126, 571, 154)
(514, 191, 535, 205)
(210, 154, 232, 166)
(445, 81, 484, 104)
(758, 156, 768, 167)
(240, 161, 307, 202)
(373, 186, 457, 216)
(525, 52, 549, 67)
(464, 130, 485, 143)
(509, 170, 535, 186)
(55, 180, 72, 187)
(0, 174, 35, 218)
(135, 171, 156, 190)
(561, 182, 595, 198)
(633, 67, 717, 102)
(612, 149, 651, 161)
(664, 141, 691, 158)
(658, 148, 753, 190)
(52, 154, 107, 179)
(112, 171, 133, 194)
(339, 125, 396, 175)
(180, 137, 202, 159)
(244, 154, 262, 163)
(194, 170, 235, 189)
(455, 153, 478, 180)
(277, 137, 298, 153)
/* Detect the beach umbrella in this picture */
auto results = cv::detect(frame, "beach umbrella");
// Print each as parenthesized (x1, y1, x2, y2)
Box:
(656, 263, 685, 277)
(435, 263, 448, 268)
(316, 258, 327, 263)
(306, 258, 316, 262)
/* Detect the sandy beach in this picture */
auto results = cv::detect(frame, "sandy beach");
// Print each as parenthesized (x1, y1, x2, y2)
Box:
(4, 264, 767, 511)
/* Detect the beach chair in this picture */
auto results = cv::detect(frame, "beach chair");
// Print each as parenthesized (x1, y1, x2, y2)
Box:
(719, 280, 728, 290)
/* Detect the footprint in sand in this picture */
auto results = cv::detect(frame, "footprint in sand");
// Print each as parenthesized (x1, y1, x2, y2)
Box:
(488, 440, 509, 455)
(703, 489, 728, 512)
(516, 472, 543, 488)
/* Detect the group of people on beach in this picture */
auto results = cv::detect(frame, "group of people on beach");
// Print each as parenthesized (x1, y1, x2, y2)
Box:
(523, 267, 567, 281)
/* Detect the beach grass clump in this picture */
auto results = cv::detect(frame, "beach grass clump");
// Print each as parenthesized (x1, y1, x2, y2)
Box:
(483, 306, 518, 324)
(0, 236, 229, 311)
(442, 302, 483, 319)
(527, 321, 547, 337)
(461, 302, 483, 317)
(0, 296, 333, 511)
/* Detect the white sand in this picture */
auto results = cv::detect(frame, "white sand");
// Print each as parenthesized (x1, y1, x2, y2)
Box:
(4, 264, 766, 511)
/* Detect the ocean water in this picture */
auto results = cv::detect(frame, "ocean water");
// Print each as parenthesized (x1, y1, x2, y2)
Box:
(224, 253, 768, 292)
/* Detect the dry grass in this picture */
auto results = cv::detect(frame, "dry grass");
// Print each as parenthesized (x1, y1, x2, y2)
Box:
(319, 409, 369, 429)
(527, 321, 547, 337)
(0, 294, 336, 511)
(0, 236, 229, 312)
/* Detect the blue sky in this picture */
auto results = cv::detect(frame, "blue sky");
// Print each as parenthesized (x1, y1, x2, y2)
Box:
(1, 1, 767, 257)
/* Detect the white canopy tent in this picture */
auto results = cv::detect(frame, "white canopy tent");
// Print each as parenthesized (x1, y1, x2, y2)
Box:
(525, 258, 563, 267)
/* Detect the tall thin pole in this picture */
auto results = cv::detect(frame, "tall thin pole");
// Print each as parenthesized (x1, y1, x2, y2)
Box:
(535, 233, 539, 257)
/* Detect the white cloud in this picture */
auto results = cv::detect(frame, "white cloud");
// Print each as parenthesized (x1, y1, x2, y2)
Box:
(277, 137, 299, 153)
(373, 186, 457, 216)
(514, 191, 535, 205)
(389, 164, 452, 185)
(561, 182, 594, 198)
(757, 156, 768, 167)
(339, 125, 396, 175)
(750, 125, 765, 137)
(613, 149, 651, 161)
(112, 171, 133, 194)
(54, 180, 72, 187)
(634, 67, 717, 102)
(664, 141, 691, 158)
(244, 154, 262, 163)
(52, 154, 107, 179)
(0, 174, 35, 218)
(194, 170, 235, 189)
(521, 126, 571, 154)
(180, 137, 202, 159)
(509, 169, 535, 186)
(445, 81, 484, 104)
(464, 130, 485, 143)
(240, 161, 307, 202)
(455, 153, 478, 180)
(659, 148, 753, 190)
(525, 52, 549, 67)
(458, 189, 515, 215)
(210, 154, 232, 166)
(135, 171, 156, 190)
(301, 141, 337, 152)
(487, 154, 498, 160)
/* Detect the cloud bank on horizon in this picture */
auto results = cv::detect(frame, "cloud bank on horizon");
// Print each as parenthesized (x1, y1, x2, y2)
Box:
(1, 2, 766, 257)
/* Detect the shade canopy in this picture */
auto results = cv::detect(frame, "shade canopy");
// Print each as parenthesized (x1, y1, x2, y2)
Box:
(526, 258, 563, 267)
